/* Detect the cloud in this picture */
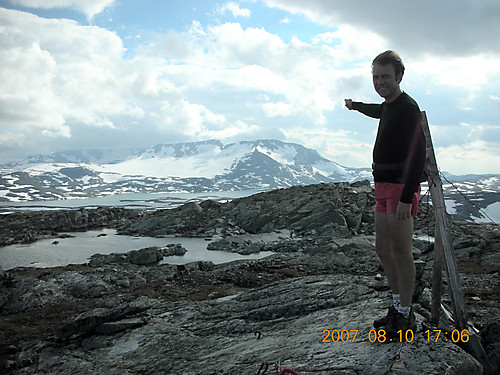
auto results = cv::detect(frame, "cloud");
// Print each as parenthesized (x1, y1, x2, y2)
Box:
(152, 21, 367, 125)
(0, 8, 127, 138)
(425, 120, 500, 174)
(194, 23, 377, 123)
(0, 8, 265, 152)
(159, 99, 260, 140)
(7, 0, 115, 19)
(282, 127, 372, 168)
(0, 22, 67, 137)
(262, 101, 296, 118)
(216, 2, 251, 18)
(262, 0, 500, 57)
(0, 132, 25, 148)
(312, 24, 387, 62)
(436, 140, 500, 175)
(160, 99, 226, 136)
(410, 54, 500, 95)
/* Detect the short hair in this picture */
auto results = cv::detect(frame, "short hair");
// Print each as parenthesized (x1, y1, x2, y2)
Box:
(372, 50, 405, 78)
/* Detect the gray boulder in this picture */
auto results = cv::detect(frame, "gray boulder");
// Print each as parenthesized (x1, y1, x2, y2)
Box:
(128, 247, 163, 265)
(89, 244, 188, 267)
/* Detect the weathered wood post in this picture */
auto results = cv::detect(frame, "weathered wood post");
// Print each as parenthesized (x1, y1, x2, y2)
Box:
(421, 111, 493, 374)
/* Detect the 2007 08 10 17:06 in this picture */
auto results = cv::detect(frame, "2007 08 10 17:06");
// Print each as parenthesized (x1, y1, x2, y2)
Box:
(322, 329, 470, 343)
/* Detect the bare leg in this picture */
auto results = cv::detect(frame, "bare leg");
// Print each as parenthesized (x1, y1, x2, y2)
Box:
(375, 212, 415, 306)
(375, 212, 399, 294)
(387, 213, 415, 307)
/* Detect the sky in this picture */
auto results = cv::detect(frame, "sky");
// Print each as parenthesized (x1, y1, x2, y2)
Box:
(0, 0, 500, 175)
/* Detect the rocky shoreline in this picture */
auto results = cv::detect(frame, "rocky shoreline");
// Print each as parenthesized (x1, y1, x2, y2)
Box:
(0, 181, 499, 374)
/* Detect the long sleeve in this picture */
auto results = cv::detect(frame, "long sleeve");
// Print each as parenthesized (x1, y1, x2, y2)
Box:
(352, 102, 383, 119)
(400, 115, 426, 203)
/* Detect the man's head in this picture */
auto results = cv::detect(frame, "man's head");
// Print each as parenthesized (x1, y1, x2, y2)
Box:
(372, 50, 405, 78)
(372, 50, 404, 102)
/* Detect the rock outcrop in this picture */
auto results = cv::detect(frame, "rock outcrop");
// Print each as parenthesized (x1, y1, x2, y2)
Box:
(0, 207, 143, 247)
(116, 181, 379, 239)
(88, 244, 188, 267)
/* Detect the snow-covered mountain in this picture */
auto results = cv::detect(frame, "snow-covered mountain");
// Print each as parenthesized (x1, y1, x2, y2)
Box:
(1, 139, 498, 223)
(0, 139, 371, 202)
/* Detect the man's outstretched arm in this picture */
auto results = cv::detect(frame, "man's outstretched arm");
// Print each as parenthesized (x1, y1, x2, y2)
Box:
(345, 99, 383, 119)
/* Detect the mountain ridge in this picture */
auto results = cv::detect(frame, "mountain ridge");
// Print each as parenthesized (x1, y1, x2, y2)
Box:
(0, 139, 371, 202)
(1, 139, 499, 224)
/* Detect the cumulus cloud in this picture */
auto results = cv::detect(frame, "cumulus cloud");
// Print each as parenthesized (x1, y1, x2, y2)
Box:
(312, 24, 387, 62)
(0, 8, 127, 138)
(436, 141, 500, 175)
(151, 21, 367, 125)
(262, 0, 500, 57)
(160, 100, 226, 136)
(410, 54, 500, 94)
(193, 23, 367, 123)
(0, 8, 272, 154)
(217, 2, 251, 17)
(159, 99, 260, 140)
(282, 126, 373, 168)
(7, 0, 114, 19)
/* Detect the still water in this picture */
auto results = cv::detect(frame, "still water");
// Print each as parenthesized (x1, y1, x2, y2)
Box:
(0, 190, 261, 211)
(0, 190, 274, 270)
(0, 228, 274, 270)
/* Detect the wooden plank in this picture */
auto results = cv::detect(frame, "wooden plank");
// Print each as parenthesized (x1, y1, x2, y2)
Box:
(422, 111, 444, 325)
(421, 111, 467, 329)
(421, 112, 493, 374)
(431, 223, 444, 325)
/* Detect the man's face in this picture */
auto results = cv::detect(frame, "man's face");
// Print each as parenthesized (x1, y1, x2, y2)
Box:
(372, 63, 402, 101)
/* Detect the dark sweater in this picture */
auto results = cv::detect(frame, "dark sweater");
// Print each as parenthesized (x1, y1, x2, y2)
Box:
(352, 92, 426, 203)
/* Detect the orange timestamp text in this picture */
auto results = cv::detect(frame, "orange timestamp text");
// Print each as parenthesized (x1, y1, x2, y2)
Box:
(322, 329, 470, 343)
(322, 329, 414, 343)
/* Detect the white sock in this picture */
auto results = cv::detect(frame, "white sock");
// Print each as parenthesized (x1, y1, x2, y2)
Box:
(392, 294, 401, 309)
(398, 305, 411, 318)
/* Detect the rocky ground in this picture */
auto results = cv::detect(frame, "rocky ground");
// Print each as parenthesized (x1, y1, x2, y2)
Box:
(0, 181, 499, 374)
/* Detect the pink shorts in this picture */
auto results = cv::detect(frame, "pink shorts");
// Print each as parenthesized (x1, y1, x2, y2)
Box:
(374, 182, 420, 217)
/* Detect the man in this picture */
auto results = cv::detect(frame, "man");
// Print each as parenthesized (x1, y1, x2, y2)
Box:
(345, 50, 426, 337)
